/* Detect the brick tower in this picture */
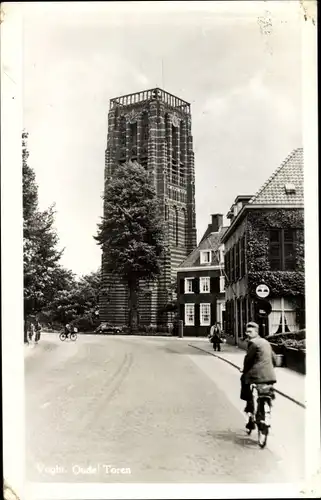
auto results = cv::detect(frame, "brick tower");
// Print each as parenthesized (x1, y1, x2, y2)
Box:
(101, 88, 197, 327)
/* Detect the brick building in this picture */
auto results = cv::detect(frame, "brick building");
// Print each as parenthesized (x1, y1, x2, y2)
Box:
(221, 148, 305, 344)
(176, 214, 228, 336)
(100, 88, 197, 326)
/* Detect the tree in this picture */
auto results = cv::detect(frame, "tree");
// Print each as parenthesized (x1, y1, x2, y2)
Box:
(44, 269, 101, 330)
(95, 161, 165, 332)
(22, 131, 63, 318)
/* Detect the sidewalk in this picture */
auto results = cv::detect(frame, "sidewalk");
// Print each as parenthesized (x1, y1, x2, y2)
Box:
(188, 340, 306, 408)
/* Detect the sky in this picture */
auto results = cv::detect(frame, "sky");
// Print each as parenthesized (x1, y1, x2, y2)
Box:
(22, 1, 303, 277)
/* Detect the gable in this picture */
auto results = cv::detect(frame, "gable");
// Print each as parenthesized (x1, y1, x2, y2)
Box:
(178, 228, 228, 269)
(249, 148, 304, 206)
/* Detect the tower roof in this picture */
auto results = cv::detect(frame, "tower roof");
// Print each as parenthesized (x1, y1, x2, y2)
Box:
(110, 88, 191, 114)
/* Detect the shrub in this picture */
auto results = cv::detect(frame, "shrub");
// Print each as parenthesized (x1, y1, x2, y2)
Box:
(267, 329, 306, 350)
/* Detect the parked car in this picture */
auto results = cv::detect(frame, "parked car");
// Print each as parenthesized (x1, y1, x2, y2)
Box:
(95, 323, 124, 335)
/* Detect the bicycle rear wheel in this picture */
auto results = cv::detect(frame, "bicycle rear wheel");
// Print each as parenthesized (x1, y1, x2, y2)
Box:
(59, 333, 67, 341)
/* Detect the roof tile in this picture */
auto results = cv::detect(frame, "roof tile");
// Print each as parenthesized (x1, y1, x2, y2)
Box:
(248, 148, 304, 205)
(178, 227, 228, 268)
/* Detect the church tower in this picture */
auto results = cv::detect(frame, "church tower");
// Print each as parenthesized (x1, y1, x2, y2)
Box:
(101, 88, 197, 326)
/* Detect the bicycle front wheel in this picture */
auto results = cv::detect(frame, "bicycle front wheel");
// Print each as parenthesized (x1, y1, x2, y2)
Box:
(257, 399, 271, 448)
(70, 333, 77, 341)
(59, 333, 67, 341)
(258, 425, 269, 448)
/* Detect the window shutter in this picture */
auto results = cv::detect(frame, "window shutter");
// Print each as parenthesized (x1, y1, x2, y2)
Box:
(180, 304, 184, 321)
(230, 246, 235, 282)
(180, 278, 185, 294)
(241, 236, 245, 277)
(236, 242, 240, 279)
(210, 302, 216, 326)
(193, 277, 199, 294)
(225, 251, 229, 280)
(210, 277, 220, 294)
(194, 304, 200, 327)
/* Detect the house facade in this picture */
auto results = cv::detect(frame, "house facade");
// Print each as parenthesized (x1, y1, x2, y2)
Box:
(177, 214, 227, 336)
(221, 148, 305, 343)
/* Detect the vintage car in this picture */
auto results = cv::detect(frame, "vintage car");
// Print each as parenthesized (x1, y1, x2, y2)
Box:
(94, 322, 124, 335)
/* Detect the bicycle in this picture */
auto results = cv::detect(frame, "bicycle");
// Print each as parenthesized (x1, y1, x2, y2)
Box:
(59, 331, 77, 341)
(246, 383, 274, 449)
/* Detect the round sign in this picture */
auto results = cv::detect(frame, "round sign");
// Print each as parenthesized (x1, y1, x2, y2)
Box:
(255, 284, 270, 298)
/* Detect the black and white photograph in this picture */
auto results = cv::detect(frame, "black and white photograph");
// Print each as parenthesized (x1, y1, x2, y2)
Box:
(1, 1, 319, 499)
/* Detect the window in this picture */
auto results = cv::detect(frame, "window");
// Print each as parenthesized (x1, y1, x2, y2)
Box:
(185, 304, 195, 326)
(269, 229, 296, 271)
(200, 303, 211, 326)
(269, 297, 299, 334)
(240, 236, 245, 277)
(141, 111, 149, 144)
(200, 277, 210, 293)
(200, 250, 212, 264)
(182, 208, 187, 247)
(285, 183, 296, 194)
(174, 207, 179, 246)
(184, 278, 194, 294)
(119, 116, 127, 153)
(219, 275, 225, 293)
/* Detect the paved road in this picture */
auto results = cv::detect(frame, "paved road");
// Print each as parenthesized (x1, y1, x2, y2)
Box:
(25, 334, 305, 484)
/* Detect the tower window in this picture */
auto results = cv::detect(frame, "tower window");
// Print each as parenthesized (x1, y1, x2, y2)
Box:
(129, 122, 137, 157)
(141, 111, 149, 155)
(119, 116, 126, 155)
(172, 206, 178, 246)
(182, 208, 187, 247)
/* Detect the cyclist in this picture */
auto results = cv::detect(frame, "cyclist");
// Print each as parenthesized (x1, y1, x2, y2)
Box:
(240, 322, 277, 431)
(64, 323, 71, 338)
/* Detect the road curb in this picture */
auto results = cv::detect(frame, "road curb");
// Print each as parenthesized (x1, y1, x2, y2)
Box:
(188, 343, 306, 409)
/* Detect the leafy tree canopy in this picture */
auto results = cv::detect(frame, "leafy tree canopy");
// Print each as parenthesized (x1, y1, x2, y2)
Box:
(95, 161, 165, 284)
(95, 161, 165, 330)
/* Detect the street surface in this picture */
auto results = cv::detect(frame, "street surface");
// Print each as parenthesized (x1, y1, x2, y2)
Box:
(25, 334, 305, 484)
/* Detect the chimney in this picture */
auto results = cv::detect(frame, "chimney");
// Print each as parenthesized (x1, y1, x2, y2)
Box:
(211, 214, 223, 232)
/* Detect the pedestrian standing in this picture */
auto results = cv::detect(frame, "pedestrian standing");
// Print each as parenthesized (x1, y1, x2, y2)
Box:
(29, 322, 35, 345)
(210, 322, 222, 351)
(35, 319, 42, 344)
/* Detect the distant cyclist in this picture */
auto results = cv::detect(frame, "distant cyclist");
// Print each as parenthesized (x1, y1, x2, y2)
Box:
(64, 323, 72, 338)
(240, 322, 277, 431)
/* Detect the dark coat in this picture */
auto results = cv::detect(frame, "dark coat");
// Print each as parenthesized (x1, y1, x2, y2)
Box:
(242, 336, 277, 385)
